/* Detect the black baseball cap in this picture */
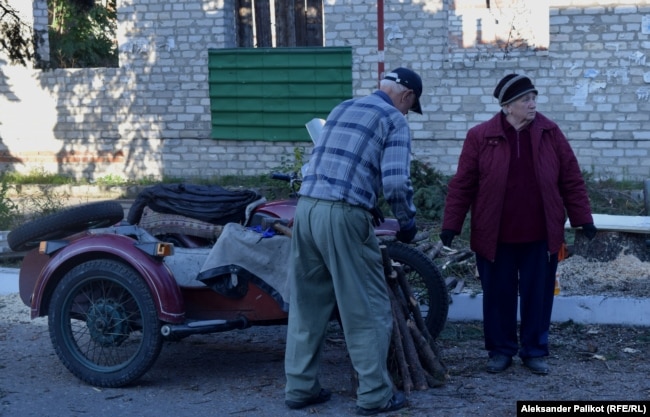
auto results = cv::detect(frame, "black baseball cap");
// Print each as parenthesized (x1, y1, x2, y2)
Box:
(384, 67, 423, 114)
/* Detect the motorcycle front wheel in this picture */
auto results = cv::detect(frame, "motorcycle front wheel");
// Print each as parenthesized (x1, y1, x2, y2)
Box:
(48, 259, 163, 388)
(386, 242, 449, 340)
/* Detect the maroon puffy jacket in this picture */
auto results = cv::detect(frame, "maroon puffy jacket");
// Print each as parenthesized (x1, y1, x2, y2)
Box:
(441, 111, 593, 261)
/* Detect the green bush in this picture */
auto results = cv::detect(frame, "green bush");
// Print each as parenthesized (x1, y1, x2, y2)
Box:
(49, 0, 118, 68)
(16, 185, 68, 220)
(0, 180, 19, 230)
(0, 168, 73, 185)
(410, 160, 450, 223)
(582, 172, 645, 216)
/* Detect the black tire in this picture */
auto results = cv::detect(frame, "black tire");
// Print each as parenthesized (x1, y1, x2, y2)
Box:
(48, 259, 163, 388)
(387, 242, 449, 340)
(7, 201, 124, 252)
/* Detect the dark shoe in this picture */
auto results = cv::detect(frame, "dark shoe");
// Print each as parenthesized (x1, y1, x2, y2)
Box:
(356, 391, 406, 416)
(522, 357, 549, 375)
(285, 388, 332, 410)
(486, 354, 512, 373)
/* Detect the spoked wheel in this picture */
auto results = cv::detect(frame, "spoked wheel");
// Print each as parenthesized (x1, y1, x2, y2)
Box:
(386, 242, 449, 340)
(48, 259, 163, 387)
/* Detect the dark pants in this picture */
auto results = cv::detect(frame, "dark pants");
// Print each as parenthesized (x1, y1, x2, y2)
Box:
(476, 241, 558, 359)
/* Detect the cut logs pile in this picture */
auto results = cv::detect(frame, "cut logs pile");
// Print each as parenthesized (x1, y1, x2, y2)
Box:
(380, 245, 448, 393)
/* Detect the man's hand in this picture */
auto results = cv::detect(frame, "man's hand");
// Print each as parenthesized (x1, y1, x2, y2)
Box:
(369, 207, 385, 227)
(396, 219, 417, 243)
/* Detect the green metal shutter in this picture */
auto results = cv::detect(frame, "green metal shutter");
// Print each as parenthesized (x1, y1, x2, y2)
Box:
(208, 47, 352, 142)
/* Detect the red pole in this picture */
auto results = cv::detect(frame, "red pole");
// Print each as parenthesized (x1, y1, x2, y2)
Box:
(377, 0, 384, 88)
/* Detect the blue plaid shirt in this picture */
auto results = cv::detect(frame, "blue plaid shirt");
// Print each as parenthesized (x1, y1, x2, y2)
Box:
(299, 90, 416, 228)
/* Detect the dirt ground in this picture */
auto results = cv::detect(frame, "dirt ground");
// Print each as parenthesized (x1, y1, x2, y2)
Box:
(1, 291, 649, 417)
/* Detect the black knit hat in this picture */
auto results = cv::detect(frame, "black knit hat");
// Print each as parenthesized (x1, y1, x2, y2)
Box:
(493, 74, 538, 105)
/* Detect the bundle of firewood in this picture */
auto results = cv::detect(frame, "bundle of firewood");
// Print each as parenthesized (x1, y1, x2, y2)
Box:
(380, 246, 448, 394)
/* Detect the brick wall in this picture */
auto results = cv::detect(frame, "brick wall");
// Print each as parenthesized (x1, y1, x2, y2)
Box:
(0, 0, 649, 181)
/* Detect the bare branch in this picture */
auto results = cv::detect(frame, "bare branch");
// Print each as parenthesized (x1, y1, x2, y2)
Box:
(0, 0, 42, 66)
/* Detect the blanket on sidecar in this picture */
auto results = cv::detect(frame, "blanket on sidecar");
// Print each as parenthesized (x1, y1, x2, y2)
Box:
(127, 183, 263, 225)
(196, 222, 291, 311)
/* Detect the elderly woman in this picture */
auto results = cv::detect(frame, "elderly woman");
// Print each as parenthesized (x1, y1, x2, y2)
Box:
(439, 74, 596, 375)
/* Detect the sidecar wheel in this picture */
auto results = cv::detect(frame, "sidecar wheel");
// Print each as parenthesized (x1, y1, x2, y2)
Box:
(7, 201, 124, 252)
(387, 242, 449, 340)
(48, 259, 163, 388)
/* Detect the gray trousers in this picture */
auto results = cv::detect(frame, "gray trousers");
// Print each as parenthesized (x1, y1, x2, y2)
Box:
(284, 197, 394, 409)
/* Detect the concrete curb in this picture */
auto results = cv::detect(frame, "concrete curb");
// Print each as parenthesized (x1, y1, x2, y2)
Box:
(0, 268, 19, 295)
(448, 292, 650, 326)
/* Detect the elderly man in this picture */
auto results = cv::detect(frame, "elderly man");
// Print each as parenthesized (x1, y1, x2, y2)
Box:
(284, 67, 423, 415)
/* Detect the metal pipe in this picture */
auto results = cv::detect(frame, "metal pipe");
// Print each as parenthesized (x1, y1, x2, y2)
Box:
(643, 179, 650, 216)
(377, 0, 384, 87)
(160, 316, 249, 338)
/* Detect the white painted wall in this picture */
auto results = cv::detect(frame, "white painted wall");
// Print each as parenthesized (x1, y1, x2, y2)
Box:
(1, 0, 649, 181)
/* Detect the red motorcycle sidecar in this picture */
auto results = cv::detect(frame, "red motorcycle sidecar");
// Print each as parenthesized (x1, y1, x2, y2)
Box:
(9, 190, 448, 388)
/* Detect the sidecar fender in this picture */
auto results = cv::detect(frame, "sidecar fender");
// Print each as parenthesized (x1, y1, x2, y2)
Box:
(27, 233, 185, 323)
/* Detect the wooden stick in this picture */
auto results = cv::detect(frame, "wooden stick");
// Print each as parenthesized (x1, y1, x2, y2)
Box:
(407, 321, 447, 385)
(416, 241, 435, 253)
(272, 223, 292, 237)
(426, 240, 444, 260)
(387, 280, 428, 391)
(377, 243, 448, 392)
(395, 266, 434, 344)
(389, 296, 413, 394)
